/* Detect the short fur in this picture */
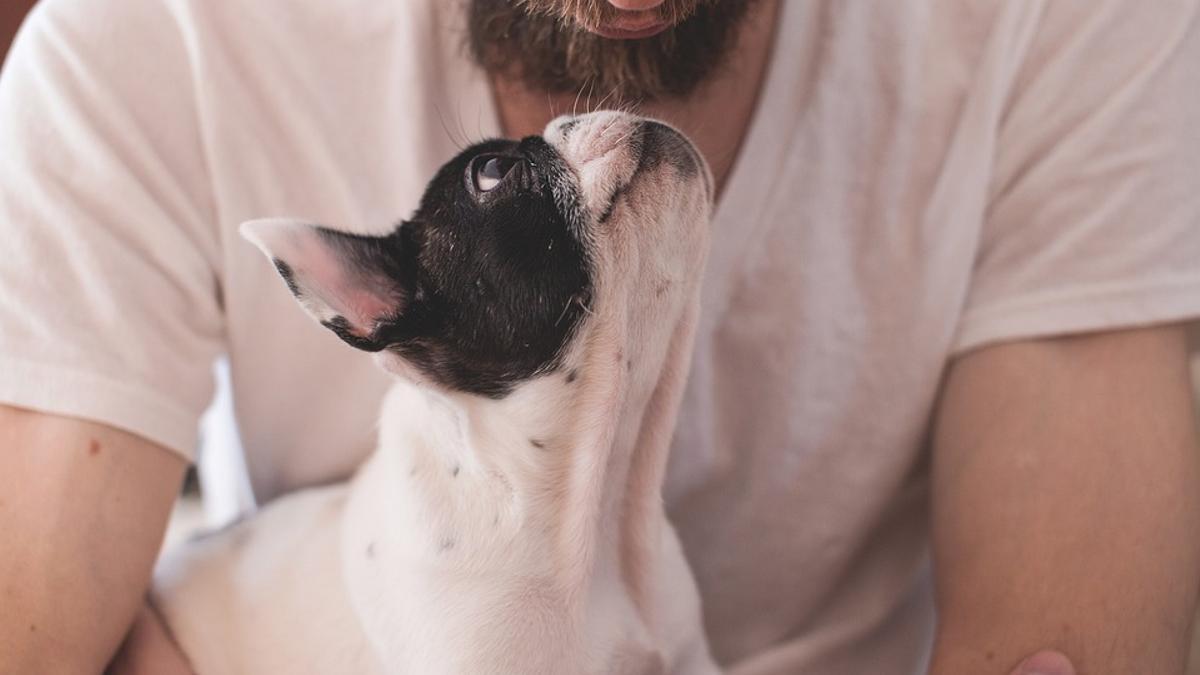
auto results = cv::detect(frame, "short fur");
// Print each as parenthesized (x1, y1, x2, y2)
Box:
(153, 112, 718, 675)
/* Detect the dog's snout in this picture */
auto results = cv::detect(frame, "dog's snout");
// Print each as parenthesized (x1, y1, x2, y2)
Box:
(639, 120, 712, 202)
(544, 111, 713, 219)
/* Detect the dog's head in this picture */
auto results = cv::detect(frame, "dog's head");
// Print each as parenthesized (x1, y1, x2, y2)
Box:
(244, 111, 711, 398)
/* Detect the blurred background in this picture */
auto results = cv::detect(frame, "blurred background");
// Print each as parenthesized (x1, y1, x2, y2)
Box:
(2, 2, 1199, 671)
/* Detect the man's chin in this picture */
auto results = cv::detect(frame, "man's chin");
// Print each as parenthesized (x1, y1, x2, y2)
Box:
(468, 0, 756, 101)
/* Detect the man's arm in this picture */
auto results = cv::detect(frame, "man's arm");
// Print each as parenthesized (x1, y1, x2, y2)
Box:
(0, 404, 185, 673)
(928, 325, 1200, 674)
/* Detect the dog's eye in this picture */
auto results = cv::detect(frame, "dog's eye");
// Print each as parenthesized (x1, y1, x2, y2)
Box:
(472, 156, 518, 193)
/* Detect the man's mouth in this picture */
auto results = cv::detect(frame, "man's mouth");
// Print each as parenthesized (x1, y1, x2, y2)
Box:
(591, 15, 671, 40)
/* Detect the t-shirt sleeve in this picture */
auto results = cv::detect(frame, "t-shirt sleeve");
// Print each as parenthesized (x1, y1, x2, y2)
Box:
(952, 0, 1200, 354)
(0, 0, 223, 458)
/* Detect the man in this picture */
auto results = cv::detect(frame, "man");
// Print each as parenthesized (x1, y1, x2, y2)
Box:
(1, 0, 1197, 673)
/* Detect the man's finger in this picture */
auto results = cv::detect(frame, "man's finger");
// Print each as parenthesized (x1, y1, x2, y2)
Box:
(1009, 650, 1076, 675)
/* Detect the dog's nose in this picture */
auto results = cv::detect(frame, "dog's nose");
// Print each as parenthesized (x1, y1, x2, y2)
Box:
(558, 111, 643, 166)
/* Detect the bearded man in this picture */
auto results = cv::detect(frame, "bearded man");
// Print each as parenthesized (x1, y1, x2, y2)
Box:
(1, 1, 1198, 674)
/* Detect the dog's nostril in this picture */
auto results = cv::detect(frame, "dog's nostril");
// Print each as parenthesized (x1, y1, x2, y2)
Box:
(557, 118, 581, 137)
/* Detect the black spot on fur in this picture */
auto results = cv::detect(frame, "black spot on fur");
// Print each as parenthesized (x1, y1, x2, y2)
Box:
(451, 465, 460, 477)
(566, 369, 578, 383)
(530, 439, 546, 449)
(321, 316, 386, 352)
(272, 259, 301, 296)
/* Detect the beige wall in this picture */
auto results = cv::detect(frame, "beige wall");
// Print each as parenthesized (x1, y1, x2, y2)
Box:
(0, 1, 35, 62)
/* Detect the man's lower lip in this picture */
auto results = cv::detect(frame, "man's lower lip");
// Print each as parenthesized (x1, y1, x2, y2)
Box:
(592, 21, 669, 40)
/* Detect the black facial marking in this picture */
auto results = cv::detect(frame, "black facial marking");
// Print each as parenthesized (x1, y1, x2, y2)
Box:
(294, 136, 593, 398)
(597, 182, 631, 225)
(641, 120, 701, 179)
(566, 369, 578, 383)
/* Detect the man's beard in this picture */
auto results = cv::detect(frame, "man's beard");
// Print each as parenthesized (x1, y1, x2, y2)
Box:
(467, 0, 757, 103)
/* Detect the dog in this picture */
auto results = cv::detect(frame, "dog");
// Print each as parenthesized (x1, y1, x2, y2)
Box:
(151, 111, 718, 674)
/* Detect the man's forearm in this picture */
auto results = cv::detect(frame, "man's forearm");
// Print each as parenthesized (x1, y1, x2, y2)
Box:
(0, 406, 185, 673)
(928, 327, 1200, 674)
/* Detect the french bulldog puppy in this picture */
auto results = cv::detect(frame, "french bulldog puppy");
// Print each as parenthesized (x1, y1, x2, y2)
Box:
(152, 111, 718, 675)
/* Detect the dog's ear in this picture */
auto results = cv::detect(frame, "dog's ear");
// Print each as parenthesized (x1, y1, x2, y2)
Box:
(241, 219, 412, 351)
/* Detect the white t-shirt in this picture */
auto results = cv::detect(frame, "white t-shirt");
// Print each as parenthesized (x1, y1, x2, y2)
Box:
(2, 1, 1198, 672)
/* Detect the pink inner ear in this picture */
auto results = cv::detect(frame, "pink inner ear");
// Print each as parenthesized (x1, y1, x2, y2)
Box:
(243, 219, 403, 338)
(325, 273, 404, 338)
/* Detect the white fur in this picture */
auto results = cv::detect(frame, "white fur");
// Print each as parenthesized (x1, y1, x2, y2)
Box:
(153, 112, 717, 675)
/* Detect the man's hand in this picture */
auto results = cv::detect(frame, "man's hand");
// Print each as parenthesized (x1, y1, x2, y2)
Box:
(0, 405, 185, 674)
(928, 325, 1200, 674)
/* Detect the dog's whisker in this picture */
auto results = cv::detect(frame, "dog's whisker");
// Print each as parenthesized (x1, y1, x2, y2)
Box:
(433, 103, 465, 150)
(571, 80, 586, 118)
(594, 83, 619, 113)
(554, 297, 574, 327)
(454, 105, 473, 147)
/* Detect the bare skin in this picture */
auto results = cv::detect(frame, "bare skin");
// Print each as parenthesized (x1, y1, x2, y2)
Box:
(0, 405, 185, 674)
(930, 325, 1200, 674)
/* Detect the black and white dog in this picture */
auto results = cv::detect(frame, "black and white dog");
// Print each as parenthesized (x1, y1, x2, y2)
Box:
(152, 111, 718, 674)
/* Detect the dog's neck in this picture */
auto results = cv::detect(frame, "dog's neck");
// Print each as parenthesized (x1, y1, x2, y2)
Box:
(340, 290, 699, 663)
(385, 315, 678, 594)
